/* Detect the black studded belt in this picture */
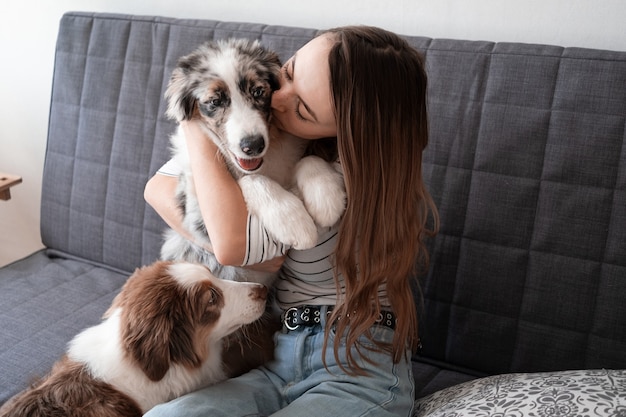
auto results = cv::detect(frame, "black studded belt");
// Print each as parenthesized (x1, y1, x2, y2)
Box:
(281, 305, 396, 331)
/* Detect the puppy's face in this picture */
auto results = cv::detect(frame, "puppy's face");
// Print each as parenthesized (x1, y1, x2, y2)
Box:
(110, 261, 267, 381)
(166, 39, 281, 174)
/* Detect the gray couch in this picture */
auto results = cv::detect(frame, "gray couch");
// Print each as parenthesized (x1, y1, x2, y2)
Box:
(1, 12, 625, 416)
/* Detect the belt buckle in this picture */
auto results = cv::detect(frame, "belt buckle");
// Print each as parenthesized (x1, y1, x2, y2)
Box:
(283, 307, 300, 331)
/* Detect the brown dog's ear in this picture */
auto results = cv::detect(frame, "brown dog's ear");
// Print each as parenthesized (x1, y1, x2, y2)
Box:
(119, 262, 204, 381)
(118, 263, 175, 381)
(122, 300, 173, 382)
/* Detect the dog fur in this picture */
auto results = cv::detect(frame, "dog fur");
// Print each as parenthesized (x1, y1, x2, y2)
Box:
(0, 261, 269, 417)
(159, 38, 346, 285)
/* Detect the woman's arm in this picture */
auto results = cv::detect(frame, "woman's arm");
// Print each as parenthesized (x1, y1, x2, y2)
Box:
(144, 171, 284, 273)
(181, 119, 249, 266)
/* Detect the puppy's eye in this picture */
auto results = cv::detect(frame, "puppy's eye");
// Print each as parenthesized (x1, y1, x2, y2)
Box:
(251, 86, 265, 99)
(208, 91, 229, 108)
(200, 95, 227, 117)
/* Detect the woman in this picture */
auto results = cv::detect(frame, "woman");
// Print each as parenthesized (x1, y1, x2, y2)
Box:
(144, 25, 437, 417)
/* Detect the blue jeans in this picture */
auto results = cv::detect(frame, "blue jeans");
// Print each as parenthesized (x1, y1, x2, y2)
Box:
(145, 310, 415, 417)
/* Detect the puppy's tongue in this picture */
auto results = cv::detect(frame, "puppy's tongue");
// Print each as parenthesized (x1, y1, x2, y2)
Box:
(238, 157, 263, 172)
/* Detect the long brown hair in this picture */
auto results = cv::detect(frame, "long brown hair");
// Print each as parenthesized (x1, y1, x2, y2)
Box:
(321, 26, 438, 374)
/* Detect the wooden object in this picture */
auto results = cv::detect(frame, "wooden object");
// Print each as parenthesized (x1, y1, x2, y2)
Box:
(0, 172, 22, 201)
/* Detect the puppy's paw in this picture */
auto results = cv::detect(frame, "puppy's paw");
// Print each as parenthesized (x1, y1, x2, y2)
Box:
(295, 156, 346, 228)
(262, 198, 318, 250)
(239, 175, 318, 250)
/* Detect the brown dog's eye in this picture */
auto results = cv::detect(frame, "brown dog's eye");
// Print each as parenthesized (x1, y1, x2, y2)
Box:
(207, 287, 220, 305)
(198, 286, 222, 324)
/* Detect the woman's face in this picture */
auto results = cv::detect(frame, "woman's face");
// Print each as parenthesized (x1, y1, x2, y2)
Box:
(271, 34, 337, 140)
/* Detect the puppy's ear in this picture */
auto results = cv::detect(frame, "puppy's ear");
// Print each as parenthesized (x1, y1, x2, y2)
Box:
(263, 49, 282, 92)
(165, 50, 205, 122)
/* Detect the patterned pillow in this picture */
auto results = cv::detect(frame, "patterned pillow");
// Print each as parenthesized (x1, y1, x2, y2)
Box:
(414, 369, 626, 417)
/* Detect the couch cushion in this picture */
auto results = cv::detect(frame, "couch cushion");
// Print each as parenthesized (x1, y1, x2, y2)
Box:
(414, 369, 626, 417)
(0, 251, 128, 404)
(413, 359, 480, 399)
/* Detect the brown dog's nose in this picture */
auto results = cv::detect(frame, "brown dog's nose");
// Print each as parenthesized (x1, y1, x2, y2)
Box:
(250, 284, 268, 301)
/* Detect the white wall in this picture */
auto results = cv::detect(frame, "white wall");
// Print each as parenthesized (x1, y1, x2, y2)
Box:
(1, 0, 625, 266)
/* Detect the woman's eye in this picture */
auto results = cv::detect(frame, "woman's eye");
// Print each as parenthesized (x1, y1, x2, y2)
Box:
(294, 106, 306, 121)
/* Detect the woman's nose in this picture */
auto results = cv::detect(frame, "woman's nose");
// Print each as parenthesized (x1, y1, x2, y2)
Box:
(271, 84, 289, 112)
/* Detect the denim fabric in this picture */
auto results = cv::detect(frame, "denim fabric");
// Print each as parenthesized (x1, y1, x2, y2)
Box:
(146, 309, 414, 417)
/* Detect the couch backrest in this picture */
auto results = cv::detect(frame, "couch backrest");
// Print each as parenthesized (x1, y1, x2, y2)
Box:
(42, 12, 626, 375)
(419, 40, 626, 374)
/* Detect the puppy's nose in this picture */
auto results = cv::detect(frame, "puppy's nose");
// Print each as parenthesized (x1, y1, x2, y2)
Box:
(240, 134, 266, 156)
(250, 284, 268, 301)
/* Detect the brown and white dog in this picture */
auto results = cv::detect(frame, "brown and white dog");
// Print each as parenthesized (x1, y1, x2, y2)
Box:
(160, 39, 346, 285)
(0, 261, 270, 417)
